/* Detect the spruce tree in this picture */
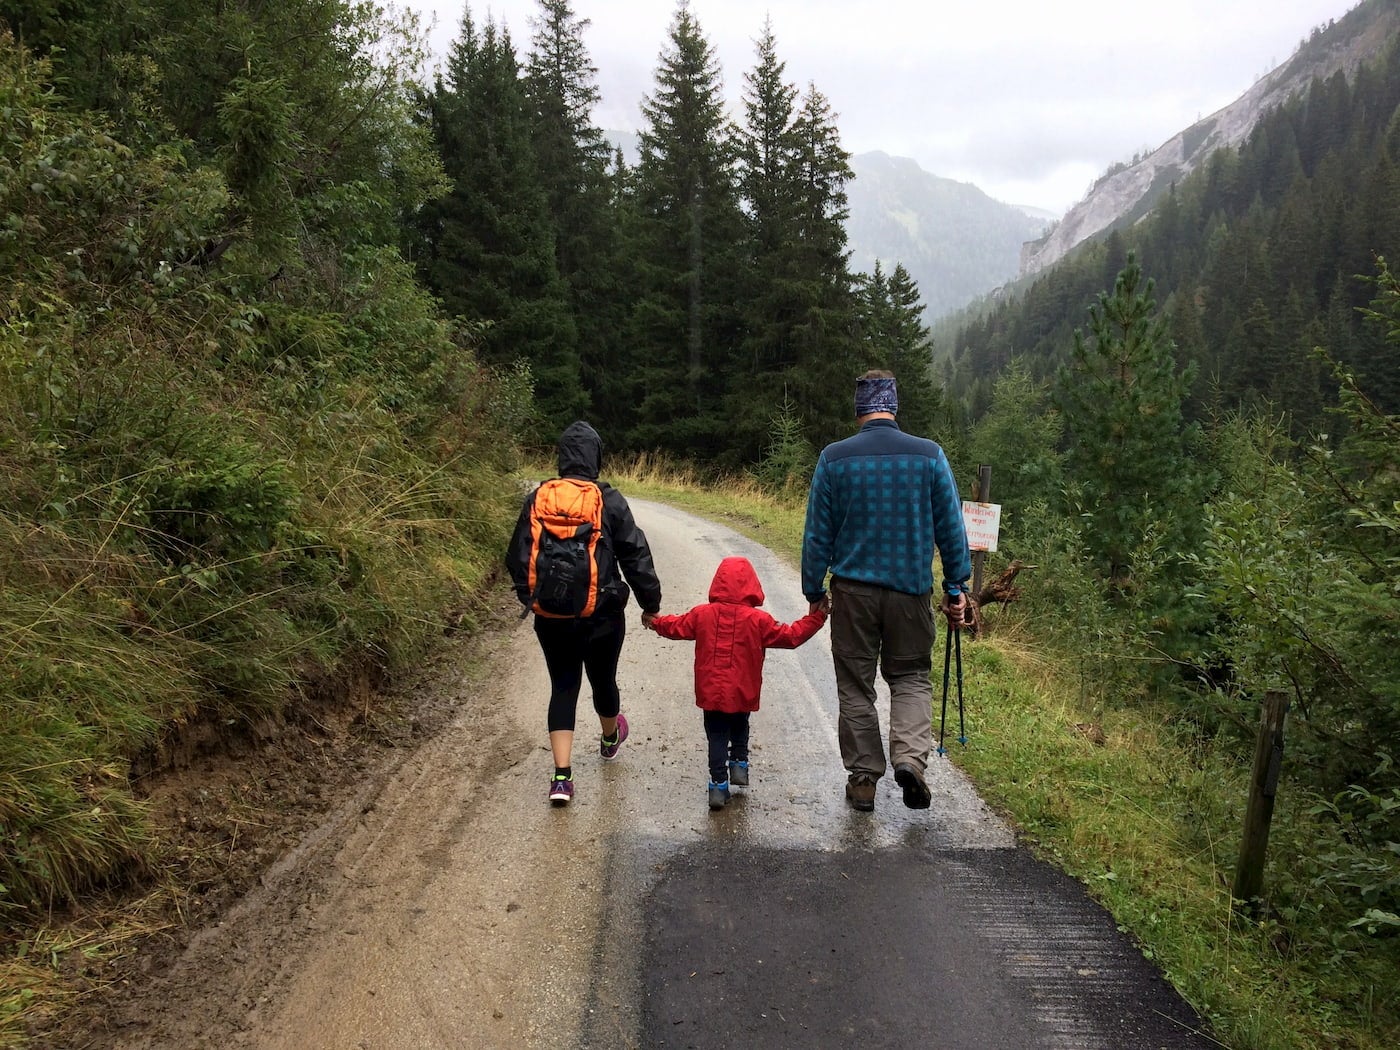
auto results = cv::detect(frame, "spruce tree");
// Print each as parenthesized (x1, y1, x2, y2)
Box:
(629, 0, 745, 456)
(729, 29, 859, 459)
(1054, 254, 1200, 585)
(855, 263, 939, 438)
(883, 264, 940, 437)
(967, 361, 1065, 521)
(785, 82, 861, 450)
(727, 18, 803, 461)
(523, 0, 624, 427)
(417, 7, 584, 431)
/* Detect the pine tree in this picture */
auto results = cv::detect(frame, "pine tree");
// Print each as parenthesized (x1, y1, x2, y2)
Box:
(417, 7, 584, 431)
(629, 0, 744, 455)
(1054, 254, 1200, 584)
(727, 29, 860, 460)
(737, 18, 799, 263)
(785, 82, 861, 450)
(725, 18, 802, 461)
(883, 264, 940, 437)
(523, 0, 623, 426)
(967, 361, 1064, 522)
(855, 263, 939, 437)
(8, 0, 446, 268)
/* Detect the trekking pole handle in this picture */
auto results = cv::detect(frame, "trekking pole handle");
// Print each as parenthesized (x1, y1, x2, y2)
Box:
(940, 590, 969, 631)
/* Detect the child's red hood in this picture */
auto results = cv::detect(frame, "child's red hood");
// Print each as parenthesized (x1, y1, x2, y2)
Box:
(707, 556, 764, 607)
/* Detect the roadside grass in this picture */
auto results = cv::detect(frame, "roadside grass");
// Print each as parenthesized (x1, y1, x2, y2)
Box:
(605, 453, 808, 556)
(0, 498, 515, 1047)
(0, 910, 174, 1045)
(606, 456, 1396, 1050)
(952, 638, 1397, 1050)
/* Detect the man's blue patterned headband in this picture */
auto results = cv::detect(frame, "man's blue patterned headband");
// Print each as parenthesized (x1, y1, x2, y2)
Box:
(854, 376, 898, 417)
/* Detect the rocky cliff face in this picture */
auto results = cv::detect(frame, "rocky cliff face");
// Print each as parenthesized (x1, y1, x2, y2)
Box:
(1020, 1, 1400, 278)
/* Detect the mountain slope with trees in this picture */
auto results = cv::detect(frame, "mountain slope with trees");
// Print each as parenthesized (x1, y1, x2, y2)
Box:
(948, 6, 1400, 428)
(846, 150, 1050, 319)
(1020, 0, 1400, 277)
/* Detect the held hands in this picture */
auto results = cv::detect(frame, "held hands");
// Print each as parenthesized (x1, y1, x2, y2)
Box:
(641, 610, 657, 630)
(809, 593, 832, 616)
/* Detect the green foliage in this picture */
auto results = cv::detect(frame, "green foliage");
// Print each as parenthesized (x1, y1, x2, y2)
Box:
(522, 0, 622, 429)
(856, 263, 940, 438)
(1180, 284, 1400, 1006)
(966, 360, 1064, 519)
(1300, 778, 1400, 934)
(624, 2, 747, 457)
(973, 254, 1400, 1048)
(722, 22, 860, 461)
(1190, 346, 1400, 779)
(0, 23, 522, 928)
(1054, 253, 1202, 588)
(752, 395, 814, 496)
(414, 6, 583, 435)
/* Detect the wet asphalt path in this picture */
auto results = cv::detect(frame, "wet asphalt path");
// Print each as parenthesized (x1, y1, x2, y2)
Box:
(623, 501, 1217, 1050)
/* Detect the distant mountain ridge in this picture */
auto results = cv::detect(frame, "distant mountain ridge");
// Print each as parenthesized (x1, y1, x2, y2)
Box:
(604, 131, 1049, 323)
(1020, 0, 1400, 277)
(845, 151, 1050, 321)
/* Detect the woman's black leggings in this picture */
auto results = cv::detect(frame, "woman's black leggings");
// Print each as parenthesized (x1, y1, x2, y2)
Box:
(534, 612, 626, 732)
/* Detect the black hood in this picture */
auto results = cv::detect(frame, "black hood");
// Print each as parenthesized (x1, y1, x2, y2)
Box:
(556, 421, 602, 480)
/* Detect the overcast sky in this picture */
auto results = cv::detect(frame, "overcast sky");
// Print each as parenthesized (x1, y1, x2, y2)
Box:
(407, 0, 1359, 215)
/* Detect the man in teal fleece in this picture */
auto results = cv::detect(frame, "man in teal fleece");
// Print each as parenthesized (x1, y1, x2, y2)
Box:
(801, 369, 972, 812)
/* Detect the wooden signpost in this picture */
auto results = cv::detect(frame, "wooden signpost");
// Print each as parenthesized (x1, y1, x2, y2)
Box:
(963, 464, 998, 595)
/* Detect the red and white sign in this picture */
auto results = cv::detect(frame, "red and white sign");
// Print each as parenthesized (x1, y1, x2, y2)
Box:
(962, 501, 1002, 553)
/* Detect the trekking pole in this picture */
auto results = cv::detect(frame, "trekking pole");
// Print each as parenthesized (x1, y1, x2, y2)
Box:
(937, 624, 952, 757)
(955, 623, 967, 746)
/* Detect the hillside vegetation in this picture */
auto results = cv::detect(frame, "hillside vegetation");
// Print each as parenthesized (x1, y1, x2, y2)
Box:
(0, 10, 522, 925)
(1018, 0, 1400, 277)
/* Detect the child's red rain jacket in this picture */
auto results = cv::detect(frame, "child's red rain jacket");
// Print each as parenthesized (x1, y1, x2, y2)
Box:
(650, 556, 826, 714)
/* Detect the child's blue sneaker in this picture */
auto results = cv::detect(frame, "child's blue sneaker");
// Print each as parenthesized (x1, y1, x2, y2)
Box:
(728, 760, 749, 786)
(707, 780, 731, 810)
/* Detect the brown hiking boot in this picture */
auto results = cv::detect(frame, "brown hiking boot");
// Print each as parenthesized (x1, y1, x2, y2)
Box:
(893, 763, 932, 809)
(845, 775, 876, 811)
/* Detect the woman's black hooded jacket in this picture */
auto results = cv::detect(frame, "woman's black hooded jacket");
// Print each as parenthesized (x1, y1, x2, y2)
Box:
(505, 421, 662, 616)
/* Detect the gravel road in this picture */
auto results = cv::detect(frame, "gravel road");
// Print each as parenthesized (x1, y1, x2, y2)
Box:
(84, 498, 1217, 1049)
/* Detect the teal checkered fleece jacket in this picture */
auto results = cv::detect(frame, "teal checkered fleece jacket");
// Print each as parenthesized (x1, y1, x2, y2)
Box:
(801, 418, 972, 603)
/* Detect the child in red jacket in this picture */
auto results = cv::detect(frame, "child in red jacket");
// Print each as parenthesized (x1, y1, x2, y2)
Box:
(647, 556, 828, 809)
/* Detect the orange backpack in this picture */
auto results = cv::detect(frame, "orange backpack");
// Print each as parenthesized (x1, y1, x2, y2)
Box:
(524, 478, 607, 618)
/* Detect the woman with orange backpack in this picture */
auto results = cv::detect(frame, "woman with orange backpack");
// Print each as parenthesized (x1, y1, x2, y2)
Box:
(505, 421, 663, 805)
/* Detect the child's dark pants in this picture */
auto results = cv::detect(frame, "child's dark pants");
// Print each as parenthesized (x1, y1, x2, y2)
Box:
(703, 710, 750, 783)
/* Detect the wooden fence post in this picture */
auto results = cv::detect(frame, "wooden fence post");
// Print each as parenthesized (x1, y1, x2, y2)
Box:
(1232, 689, 1290, 911)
